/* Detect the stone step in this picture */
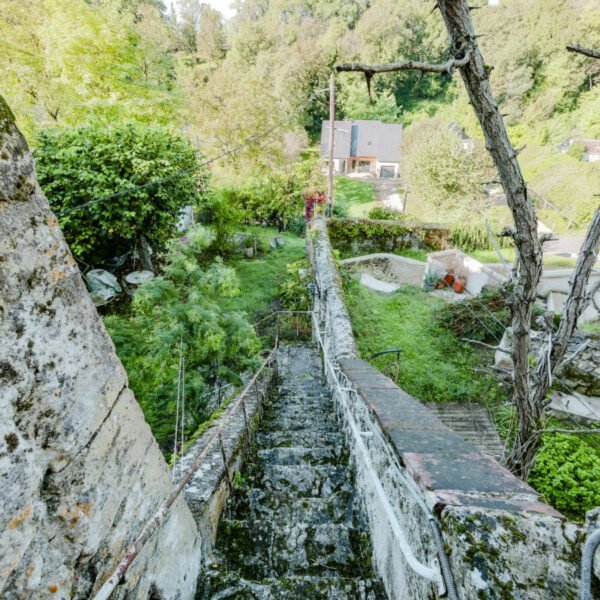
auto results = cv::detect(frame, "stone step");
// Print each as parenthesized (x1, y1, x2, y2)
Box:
(200, 573, 387, 600)
(216, 519, 369, 579)
(227, 491, 356, 525)
(256, 430, 345, 449)
(257, 464, 351, 499)
(257, 446, 346, 467)
(262, 412, 337, 432)
(426, 402, 505, 460)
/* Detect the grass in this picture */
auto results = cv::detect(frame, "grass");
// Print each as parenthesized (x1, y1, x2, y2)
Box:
(342, 276, 505, 407)
(222, 227, 306, 318)
(468, 248, 586, 269)
(334, 176, 378, 217)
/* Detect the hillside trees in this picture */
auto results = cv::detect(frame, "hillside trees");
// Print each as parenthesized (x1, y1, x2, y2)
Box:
(402, 118, 495, 220)
(0, 0, 181, 137)
(35, 122, 207, 266)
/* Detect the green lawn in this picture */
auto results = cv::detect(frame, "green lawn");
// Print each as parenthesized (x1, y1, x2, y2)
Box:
(342, 277, 505, 407)
(334, 176, 378, 217)
(222, 227, 307, 318)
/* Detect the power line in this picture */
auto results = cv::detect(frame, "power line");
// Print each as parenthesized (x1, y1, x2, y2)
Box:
(58, 88, 329, 217)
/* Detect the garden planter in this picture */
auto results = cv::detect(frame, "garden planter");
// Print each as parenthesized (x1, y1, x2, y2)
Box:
(443, 272, 455, 287)
(453, 278, 466, 294)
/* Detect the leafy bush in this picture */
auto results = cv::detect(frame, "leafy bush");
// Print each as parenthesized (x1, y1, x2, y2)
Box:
(367, 206, 406, 221)
(278, 259, 312, 311)
(287, 215, 307, 236)
(221, 156, 325, 227)
(529, 433, 600, 519)
(36, 121, 207, 265)
(199, 188, 246, 256)
(104, 225, 260, 452)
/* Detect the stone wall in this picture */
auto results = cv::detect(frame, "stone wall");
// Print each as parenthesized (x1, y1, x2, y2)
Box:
(0, 96, 201, 599)
(326, 217, 451, 258)
(310, 217, 584, 599)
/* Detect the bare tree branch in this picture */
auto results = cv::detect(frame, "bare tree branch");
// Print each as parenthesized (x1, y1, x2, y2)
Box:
(567, 44, 600, 60)
(462, 338, 511, 353)
(336, 50, 471, 76)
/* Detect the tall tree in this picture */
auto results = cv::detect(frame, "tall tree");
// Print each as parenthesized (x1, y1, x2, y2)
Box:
(336, 0, 600, 479)
(197, 4, 226, 62)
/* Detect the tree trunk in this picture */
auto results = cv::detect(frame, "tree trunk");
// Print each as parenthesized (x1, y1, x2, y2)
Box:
(138, 235, 154, 273)
(437, 0, 544, 477)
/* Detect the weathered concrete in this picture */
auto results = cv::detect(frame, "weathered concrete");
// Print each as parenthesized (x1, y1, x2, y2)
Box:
(427, 248, 508, 295)
(341, 253, 426, 288)
(311, 218, 357, 360)
(176, 365, 274, 566)
(310, 217, 584, 599)
(0, 96, 200, 599)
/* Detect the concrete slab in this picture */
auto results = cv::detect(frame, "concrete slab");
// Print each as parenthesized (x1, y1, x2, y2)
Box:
(359, 272, 400, 293)
(403, 451, 534, 495)
(550, 392, 600, 421)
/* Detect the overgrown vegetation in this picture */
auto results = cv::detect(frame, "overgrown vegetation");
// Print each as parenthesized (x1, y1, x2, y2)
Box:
(530, 433, 600, 519)
(342, 278, 505, 407)
(104, 226, 260, 452)
(328, 218, 450, 258)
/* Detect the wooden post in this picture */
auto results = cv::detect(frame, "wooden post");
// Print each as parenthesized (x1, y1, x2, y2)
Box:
(327, 72, 335, 217)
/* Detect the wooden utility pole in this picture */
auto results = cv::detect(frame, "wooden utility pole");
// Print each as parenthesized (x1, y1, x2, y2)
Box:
(327, 72, 335, 217)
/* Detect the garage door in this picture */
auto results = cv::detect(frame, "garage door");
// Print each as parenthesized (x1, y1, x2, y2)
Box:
(380, 166, 395, 178)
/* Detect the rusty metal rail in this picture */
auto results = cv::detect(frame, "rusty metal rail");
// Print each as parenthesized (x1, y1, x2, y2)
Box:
(92, 339, 278, 600)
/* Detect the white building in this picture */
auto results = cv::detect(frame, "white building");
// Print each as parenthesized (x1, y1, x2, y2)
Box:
(320, 119, 403, 179)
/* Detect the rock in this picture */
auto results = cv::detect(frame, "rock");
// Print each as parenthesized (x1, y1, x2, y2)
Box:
(124, 270, 155, 286)
(0, 94, 200, 599)
(244, 247, 254, 258)
(269, 237, 278, 250)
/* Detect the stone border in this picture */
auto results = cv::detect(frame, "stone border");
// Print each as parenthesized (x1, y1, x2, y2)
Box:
(310, 217, 582, 598)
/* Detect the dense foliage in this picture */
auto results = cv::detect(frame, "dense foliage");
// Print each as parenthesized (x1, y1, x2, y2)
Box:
(104, 226, 260, 451)
(35, 122, 206, 264)
(343, 279, 505, 407)
(530, 433, 600, 519)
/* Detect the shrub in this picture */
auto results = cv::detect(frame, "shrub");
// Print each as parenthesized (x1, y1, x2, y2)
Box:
(279, 259, 312, 311)
(529, 433, 600, 519)
(200, 188, 246, 256)
(367, 206, 406, 221)
(36, 121, 207, 265)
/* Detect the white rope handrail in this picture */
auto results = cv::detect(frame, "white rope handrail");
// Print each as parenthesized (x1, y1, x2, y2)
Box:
(311, 312, 446, 593)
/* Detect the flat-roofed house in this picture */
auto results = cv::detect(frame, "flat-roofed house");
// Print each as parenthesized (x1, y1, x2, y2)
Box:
(320, 119, 403, 178)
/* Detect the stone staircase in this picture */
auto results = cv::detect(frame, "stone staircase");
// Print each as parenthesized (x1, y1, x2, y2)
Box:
(426, 402, 506, 462)
(197, 345, 387, 599)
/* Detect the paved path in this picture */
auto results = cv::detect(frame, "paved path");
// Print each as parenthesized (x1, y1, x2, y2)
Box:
(370, 178, 405, 211)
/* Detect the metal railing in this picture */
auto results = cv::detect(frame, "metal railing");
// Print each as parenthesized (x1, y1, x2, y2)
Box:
(92, 341, 278, 600)
(580, 528, 600, 600)
(312, 310, 458, 598)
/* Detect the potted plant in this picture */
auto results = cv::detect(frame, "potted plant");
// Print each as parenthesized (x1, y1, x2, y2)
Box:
(423, 271, 441, 292)
(453, 275, 467, 294)
(443, 271, 455, 287)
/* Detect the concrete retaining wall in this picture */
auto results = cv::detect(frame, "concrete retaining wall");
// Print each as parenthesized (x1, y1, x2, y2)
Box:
(310, 217, 583, 599)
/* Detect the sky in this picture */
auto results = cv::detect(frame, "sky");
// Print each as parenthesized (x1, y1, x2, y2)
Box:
(174, 0, 237, 19)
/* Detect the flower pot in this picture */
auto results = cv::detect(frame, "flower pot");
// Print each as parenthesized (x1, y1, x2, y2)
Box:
(453, 278, 466, 294)
(443, 272, 455, 287)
